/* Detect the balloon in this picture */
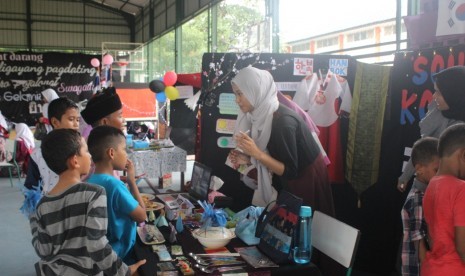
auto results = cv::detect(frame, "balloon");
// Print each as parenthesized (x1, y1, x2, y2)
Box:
(163, 71, 178, 86)
(156, 92, 166, 102)
(149, 80, 166, 93)
(90, 58, 100, 67)
(165, 86, 179, 100)
(102, 54, 114, 65)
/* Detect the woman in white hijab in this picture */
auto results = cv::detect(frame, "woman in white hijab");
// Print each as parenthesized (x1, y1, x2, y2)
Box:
(229, 66, 335, 215)
(14, 123, 35, 175)
(41, 88, 59, 133)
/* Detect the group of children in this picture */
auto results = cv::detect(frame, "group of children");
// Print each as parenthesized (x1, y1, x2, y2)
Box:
(25, 88, 147, 275)
(401, 126, 465, 276)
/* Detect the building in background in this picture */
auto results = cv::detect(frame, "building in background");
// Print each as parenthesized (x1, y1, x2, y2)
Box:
(284, 18, 408, 64)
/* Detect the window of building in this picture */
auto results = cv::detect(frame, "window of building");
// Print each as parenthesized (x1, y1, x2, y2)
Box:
(316, 37, 338, 48)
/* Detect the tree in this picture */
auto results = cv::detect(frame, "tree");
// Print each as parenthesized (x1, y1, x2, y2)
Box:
(179, 1, 266, 73)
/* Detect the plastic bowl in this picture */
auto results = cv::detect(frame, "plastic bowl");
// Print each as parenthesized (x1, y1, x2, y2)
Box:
(192, 227, 236, 249)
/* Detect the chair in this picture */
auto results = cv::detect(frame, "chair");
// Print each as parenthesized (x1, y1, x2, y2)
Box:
(0, 140, 21, 187)
(311, 211, 361, 276)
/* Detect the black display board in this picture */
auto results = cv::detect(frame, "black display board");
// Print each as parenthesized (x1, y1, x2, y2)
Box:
(0, 52, 98, 125)
(199, 52, 357, 211)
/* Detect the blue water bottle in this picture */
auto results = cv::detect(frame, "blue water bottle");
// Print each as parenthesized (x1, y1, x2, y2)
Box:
(293, 206, 312, 264)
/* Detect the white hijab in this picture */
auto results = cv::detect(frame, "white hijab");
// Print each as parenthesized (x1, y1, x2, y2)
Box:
(41, 88, 59, 119)
(231, 66, 279, 207)
(15, 123, 35, 150)
(0, 111, 8, 131)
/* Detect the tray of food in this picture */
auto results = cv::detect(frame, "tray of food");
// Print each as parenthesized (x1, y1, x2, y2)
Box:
(141, 193, 164, 211)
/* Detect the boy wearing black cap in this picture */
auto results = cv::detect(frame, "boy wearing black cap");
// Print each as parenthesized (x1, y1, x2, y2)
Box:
(81, 87, 125, 130)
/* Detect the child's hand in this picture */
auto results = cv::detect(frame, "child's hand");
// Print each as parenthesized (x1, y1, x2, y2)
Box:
(125, 159, 136, 183)
(129, 259, 146, 275)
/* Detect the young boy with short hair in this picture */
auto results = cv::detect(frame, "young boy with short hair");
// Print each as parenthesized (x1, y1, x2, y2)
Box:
(30, 129, 146, 275)
(401, 137, 439, 276)
(87, 125, 146, 262)
(24, 97, 81, 194)
(421, 123, 465, 275)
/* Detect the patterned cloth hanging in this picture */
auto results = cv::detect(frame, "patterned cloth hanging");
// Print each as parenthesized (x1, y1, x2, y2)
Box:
(345, 62, 391, 198)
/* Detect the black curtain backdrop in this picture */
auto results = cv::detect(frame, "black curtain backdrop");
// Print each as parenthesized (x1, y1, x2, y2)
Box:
(0, 52, 98, 125)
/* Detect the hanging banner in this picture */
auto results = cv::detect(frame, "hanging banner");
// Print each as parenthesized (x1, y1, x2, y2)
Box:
(0, 52, 98, 125)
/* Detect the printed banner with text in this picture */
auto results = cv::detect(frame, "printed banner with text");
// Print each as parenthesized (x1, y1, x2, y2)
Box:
(0, 52, 98, 125)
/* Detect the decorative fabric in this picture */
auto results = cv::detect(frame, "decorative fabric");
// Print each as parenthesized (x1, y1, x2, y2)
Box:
(293, 72, 352, 184)
(308, 71, 344, 127)
(346, 62, 391, 195)
(231, 66, 279, 207)
(293, 74, 320, 112)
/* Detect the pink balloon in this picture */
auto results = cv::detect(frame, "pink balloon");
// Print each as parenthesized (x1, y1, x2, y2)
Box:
(163, 71, 178, 86)
(90, 58, 100, 67)
(102, 54, 114, 65)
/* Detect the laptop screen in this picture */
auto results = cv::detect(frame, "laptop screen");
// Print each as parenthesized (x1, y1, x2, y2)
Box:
(189, 162, 212, 201)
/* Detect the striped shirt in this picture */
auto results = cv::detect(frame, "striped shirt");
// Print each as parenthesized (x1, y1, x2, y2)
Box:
(30, 183, 129, 276)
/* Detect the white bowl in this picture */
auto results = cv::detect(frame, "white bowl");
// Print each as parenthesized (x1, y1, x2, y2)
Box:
(192, 227, 235, 249)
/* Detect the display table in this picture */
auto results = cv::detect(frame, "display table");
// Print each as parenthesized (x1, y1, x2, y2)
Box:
(128, 146, 187, 191)
(134, 228, 322, 276)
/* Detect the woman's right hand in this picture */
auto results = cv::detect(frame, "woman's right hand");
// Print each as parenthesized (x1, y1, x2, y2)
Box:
(397, 180, 407, 192)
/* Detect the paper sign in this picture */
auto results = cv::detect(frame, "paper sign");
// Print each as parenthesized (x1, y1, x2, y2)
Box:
(218, 93, 240, 115)
(216, 118, 236, 134)
(329, 59, 349, 76)
(293, 58, 314, 76)
(404, 147, 412, 157)
(176, 85, 194, 99)
(275, 82, 300, 91)
(217, 136, 236, 148)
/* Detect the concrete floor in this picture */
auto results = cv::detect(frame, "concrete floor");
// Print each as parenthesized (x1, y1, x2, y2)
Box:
(0, 160, 194, 276)
(0, 177, 37, 275)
